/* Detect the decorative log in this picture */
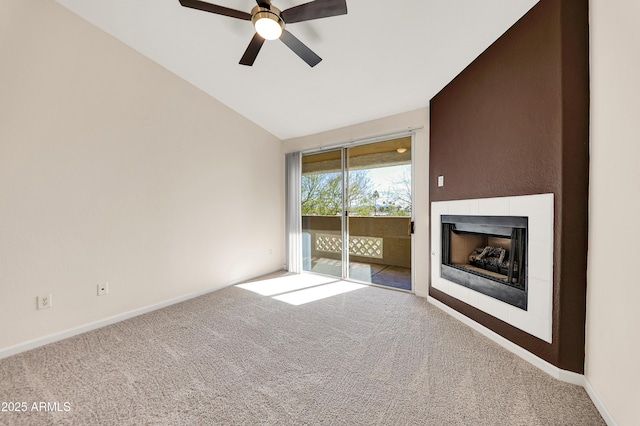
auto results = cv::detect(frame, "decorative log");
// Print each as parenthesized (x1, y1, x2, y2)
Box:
(469, 246, 513, 271)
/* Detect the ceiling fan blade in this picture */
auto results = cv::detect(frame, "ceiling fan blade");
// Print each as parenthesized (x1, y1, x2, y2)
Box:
(280, 30, 322, 67)
(239, 33, 266, 66)
(179, 0, 251, 20)
(281, 0, 347, 24)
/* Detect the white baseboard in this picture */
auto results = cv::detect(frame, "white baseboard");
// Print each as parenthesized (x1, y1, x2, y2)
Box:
(427, 296, 618, 426)
(583, 377, 619, 426)
(0, 268, 284, 361)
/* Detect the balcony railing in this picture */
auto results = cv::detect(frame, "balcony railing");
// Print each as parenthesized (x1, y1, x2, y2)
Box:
(302, 216, 411, 268)
(315, 233, 384, 259)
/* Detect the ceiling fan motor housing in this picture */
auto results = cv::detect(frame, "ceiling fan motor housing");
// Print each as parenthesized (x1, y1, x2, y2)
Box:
(251, 5, 285, 40)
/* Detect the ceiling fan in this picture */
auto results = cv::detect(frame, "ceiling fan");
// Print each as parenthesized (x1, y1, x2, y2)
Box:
(178, 0, 347, 67)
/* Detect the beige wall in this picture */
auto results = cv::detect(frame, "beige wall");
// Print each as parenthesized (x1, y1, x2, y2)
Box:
(283, 108, 430, 297)
(587, 1, 640, 425)
(0, 0, 284, 353)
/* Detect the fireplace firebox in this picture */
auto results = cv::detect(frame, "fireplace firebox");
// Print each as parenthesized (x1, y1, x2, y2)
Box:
(441, 215, 528, 310)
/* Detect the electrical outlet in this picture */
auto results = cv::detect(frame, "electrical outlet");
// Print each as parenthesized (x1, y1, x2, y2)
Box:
(97, 283, 108, 296)
(38, 294, 52, 310)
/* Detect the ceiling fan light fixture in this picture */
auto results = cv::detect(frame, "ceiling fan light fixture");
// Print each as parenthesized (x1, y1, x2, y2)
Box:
(252, 6, 284, 40)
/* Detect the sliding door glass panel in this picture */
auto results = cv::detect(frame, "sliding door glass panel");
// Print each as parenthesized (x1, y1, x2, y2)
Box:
(346, 138, 412, 290)
(301, 150, 343, 278)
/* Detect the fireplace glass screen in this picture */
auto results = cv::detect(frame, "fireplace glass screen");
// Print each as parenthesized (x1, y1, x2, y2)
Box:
(441, 215, 528, 310)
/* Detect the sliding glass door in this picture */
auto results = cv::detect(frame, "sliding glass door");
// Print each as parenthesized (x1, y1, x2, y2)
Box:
(346, 139, 412, 290)
(301, 137, 413, 291)
(301, 149, 344, 278)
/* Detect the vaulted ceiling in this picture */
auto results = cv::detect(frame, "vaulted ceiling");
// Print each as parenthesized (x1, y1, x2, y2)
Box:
(55, 0, 539, 139)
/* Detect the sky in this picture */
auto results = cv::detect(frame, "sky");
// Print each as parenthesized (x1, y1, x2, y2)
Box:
(365, 164, 411, 204)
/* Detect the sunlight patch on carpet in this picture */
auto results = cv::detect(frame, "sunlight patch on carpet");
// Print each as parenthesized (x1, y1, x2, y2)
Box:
(236, 274, 338, 296)
(272, 281, 367, 306)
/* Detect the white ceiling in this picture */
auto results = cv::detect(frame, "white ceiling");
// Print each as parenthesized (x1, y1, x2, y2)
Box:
(55, 0, 539, 140)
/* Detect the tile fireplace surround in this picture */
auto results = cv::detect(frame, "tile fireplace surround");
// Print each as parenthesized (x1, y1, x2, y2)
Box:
(431, 194, 554, 342)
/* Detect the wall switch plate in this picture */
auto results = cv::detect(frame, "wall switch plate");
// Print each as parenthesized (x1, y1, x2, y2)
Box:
(438, 176, 445, 187)
(97, 283, 108, 296)
(38, 294, 52, 310)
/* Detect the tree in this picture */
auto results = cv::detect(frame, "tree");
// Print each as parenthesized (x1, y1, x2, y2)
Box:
(302, 170, 375, 216)
(379, 167, 412, 216)
(372, 190, 379, 216)
(301, 166, 412, 217)
(301, 171, 341, 215)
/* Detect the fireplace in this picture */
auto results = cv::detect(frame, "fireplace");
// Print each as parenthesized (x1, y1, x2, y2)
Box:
(431, 194, 553, 342)
(441, 215, 528, 310)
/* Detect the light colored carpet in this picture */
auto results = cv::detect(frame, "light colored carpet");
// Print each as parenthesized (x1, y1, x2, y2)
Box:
(0, 272, 604, 425)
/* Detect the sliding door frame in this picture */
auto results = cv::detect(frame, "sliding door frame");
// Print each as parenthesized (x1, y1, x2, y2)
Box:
(299, 130, 416, 292)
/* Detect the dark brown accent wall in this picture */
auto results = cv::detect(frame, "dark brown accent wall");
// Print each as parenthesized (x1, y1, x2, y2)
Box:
(429, 0, 589, 373)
